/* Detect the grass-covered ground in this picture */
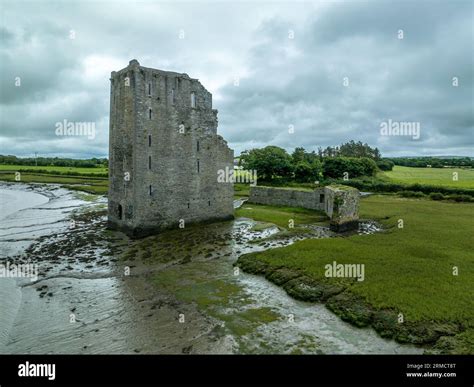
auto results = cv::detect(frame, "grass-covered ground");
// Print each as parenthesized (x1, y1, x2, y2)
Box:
(380, 165, 474, 189)
(236, 203, 328, 229)
(236, 195, 474, 353)
(234, 183, 251, 197)
(0, 169, 108, 194)
(2, 161, 472, 351)
(0, 164, 108, 175)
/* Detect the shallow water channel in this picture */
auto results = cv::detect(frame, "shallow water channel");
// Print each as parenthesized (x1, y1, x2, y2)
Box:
(0, 183, 422, 354)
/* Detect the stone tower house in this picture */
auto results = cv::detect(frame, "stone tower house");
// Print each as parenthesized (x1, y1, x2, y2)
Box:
(108, 59, 234, 237)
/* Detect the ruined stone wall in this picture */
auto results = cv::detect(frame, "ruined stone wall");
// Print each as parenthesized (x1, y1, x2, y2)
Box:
(108, 60, 234, 237)
(324, 185, 359, 230)
(248, 186, 326, 211)
(248, 185, 360, 230)
(108, 62, 137, 231)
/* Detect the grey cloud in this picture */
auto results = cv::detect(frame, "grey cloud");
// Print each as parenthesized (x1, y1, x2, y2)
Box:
(0, 0, 472, 158)
(218, 1, 473, 156)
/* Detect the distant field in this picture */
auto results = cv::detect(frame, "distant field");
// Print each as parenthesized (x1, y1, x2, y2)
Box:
(380, 166, 474, 189)
(0, 164, 109, 194)
(0, 164, 108, 175)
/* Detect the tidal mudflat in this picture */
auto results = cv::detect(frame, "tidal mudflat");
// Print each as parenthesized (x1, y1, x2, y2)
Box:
(0, 183, 422, 354)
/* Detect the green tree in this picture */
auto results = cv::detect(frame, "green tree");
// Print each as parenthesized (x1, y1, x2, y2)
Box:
(338, 140, 381, 160)
(294, 161, 312, 182)
(240, 146, 293, 181)
(291, 147, 306, 165)
(376, 159, 395, 171)
(322, 157, 377, 179)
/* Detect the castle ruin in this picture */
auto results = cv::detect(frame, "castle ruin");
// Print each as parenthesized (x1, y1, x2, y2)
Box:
(108, 60, 234, 237)
(248, 185, 360, 231)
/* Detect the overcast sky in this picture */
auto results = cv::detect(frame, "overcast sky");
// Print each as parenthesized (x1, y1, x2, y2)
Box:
(1, 0, 473, 159)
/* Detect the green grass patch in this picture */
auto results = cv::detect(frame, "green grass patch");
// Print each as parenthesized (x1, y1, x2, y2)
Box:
(0, 164, 109, 195)
(237, 196, 473, 327)
(214, 307, 280, 336)
(380, 166, 474, 189)
(0, 164, 108, 175)
(235, 203, 328, 229)
(0, 171, 108, 195)
(152, 264, 280, 337)
(234, 183, 250, 197)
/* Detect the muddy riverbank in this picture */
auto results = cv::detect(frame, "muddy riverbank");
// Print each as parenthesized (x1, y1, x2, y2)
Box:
(236, 254, 462, 351)
(0, 182, 422, 354)
(0, 183, 229, 354)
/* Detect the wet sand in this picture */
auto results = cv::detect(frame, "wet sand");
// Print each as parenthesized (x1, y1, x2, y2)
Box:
(0, 183, 230, 354)
(0, 183, 422, 354)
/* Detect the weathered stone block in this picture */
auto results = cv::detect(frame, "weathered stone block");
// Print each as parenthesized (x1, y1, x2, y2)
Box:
(248, 184, 360, 231)
(108, 60, 234, 237)
(248, 186, 325, 211)
(324, 185, 359, 231)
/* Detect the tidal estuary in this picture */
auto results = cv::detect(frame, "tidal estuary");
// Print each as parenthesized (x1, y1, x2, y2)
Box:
(0, 183, 422, 354)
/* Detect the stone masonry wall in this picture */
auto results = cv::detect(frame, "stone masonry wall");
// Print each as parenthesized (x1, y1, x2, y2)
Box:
(108, 60, 234, 237)
(323, 185, 359, 231)
(248, 185, 360, 230)
(248, 186, 326, 211)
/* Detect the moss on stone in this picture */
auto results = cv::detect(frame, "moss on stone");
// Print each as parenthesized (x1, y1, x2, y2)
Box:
(327, 184, 359, 192)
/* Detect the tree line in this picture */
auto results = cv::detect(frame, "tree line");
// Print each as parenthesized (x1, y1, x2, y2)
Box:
(0, 155, 108, 168)
(239, 141, 387, 182)
(388, 157, 474, 168)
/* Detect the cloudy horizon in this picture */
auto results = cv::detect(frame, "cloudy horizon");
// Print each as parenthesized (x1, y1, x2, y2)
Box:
(1, 0, 473, 159)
